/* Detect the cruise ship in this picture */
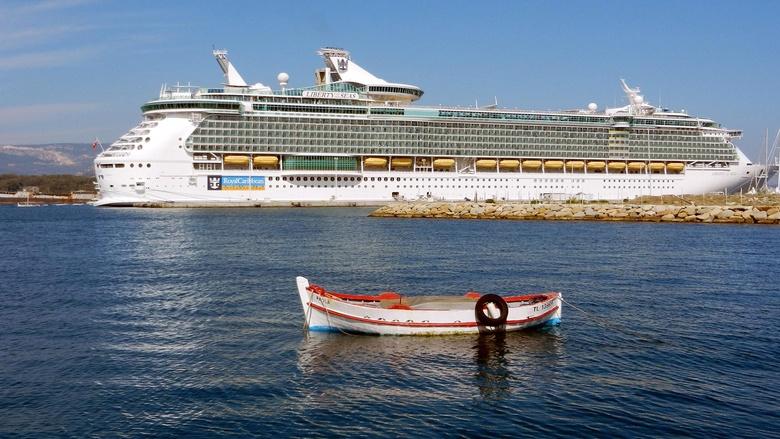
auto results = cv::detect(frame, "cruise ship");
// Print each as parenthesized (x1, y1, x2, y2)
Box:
(94, 48, 759, 206)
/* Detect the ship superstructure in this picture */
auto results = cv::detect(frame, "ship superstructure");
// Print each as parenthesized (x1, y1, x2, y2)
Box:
(94, 48, 757, 206)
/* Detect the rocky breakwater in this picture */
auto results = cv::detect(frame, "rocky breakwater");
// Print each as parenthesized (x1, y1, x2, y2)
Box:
(369, 202, 780, 224)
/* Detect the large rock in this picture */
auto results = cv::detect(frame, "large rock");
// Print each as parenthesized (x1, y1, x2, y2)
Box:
(751, 210, 768, 220)
(717, 209, 735, 219)
(370, 201, 780, 224)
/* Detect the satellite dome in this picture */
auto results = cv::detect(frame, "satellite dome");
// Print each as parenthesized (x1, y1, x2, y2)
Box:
(633, 95, 644, 104)
(588, 102, 598, 111)
(277, 72, 289, 83)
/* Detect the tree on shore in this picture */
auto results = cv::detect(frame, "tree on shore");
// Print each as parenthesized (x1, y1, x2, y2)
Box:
(0, 174, 95, 195)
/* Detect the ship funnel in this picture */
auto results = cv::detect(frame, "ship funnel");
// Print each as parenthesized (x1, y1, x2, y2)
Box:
(213, 49, 248, 87)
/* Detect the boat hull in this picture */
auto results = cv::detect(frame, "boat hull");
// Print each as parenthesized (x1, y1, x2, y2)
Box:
(296, 276, 561, 336)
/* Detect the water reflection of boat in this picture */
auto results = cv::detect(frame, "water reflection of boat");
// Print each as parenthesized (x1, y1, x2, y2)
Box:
(296, 330, 565, 400)
(297, 276, 562, 335)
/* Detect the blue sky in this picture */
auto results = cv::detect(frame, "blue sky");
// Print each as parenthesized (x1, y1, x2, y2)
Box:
(1, 0, 778, 162)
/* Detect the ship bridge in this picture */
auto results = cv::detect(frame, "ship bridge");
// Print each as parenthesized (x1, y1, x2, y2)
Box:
(316, 47, 423, 104)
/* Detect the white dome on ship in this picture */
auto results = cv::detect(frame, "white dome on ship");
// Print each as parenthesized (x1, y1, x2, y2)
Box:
(277, 72, 289, 87)
(588, 102, 598, 111)
(633, 95, 644, 104)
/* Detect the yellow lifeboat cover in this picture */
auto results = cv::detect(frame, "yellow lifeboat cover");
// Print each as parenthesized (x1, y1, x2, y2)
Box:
(667, 162, 685, 172)
(499, 159, 521, 168)
(253, 156, 279, 166)
(224, 155, 250, 165)
(433, 158, 455, 167)
(476, 159, 497, 168)
(391, 158, 413, 167)
(649, 162, 666, 170)
(364, 157, 388, 167)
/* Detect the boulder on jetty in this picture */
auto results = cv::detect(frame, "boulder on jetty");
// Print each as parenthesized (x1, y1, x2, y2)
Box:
(369, 200, 780, 225)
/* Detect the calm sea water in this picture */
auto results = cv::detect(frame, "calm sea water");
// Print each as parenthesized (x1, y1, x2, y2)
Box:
(0, 205, 778, 438)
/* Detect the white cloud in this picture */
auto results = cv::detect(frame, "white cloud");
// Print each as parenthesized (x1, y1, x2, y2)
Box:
(0, 46, 101, 69)
(0, 25, 93, 50)
(0, 0, 96, 18)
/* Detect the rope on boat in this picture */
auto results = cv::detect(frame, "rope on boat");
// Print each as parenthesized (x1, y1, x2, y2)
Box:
(303, 290, 314, 332)
(322, 301, 358, 336)
(305, 288, 357, 336)
(559, 296, 666, 344)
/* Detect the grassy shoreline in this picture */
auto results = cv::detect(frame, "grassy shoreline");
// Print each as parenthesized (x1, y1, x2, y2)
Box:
(0, 174, 95, 196)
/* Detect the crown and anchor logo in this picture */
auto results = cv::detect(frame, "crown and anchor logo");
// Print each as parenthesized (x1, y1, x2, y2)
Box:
(207, 176, 222, 190)
(337, 58, 348, 71)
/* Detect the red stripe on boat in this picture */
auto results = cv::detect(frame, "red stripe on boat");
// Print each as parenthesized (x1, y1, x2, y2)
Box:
(307, 285, 401, 302)
(388, 303, 413, 310)
(307, 302, 559, 328)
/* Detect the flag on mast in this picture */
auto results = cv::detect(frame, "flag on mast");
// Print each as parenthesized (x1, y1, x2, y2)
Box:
(91, 138, 104, 151)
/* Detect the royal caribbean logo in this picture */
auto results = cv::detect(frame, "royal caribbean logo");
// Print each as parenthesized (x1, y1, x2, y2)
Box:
(337, 58, 348, 71)
(207, 175, 222, 190)
(207, 176, 265, 191)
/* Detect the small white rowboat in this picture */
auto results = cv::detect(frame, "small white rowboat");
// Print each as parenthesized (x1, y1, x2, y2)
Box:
(297, 276, 562, 336)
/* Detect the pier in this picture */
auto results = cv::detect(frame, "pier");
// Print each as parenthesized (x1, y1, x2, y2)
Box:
(369, 194, 780, 224)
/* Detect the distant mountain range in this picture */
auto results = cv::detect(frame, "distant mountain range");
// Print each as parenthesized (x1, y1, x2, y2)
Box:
(0, 143, 96, 175)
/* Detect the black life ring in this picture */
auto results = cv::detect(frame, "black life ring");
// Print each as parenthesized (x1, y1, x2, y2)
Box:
(475, 294, 509, 327)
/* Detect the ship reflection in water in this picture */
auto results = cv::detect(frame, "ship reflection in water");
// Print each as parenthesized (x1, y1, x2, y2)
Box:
(296, 328, 564, 401)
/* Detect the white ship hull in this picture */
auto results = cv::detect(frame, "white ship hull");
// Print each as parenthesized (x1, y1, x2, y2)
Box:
(94, 115, 755, 206)
(95, 166, 755, 207)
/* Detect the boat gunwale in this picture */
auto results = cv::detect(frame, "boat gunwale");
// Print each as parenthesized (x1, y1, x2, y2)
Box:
(306, 284, 557, 307)
(307, 301, 560, 328)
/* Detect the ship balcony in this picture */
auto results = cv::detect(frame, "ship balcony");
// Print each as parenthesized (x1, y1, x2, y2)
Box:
(280, 169, 362, 177)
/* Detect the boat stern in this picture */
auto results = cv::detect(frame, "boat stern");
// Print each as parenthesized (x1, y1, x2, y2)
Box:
(545, 292, 563, 326)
